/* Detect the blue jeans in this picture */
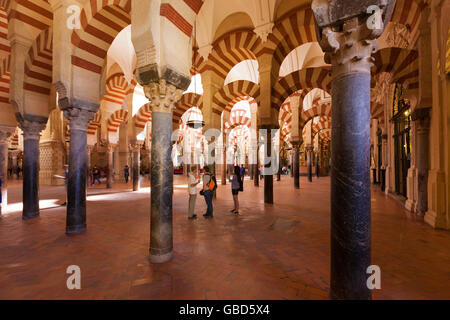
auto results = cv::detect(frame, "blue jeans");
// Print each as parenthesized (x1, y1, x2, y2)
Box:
(203, 190, 213, 216)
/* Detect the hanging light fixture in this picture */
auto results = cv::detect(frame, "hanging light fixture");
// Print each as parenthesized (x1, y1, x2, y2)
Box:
(187, 22, 205, 130)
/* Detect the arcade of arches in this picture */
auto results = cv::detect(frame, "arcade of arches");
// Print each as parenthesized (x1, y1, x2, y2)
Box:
(0, 0, 449, 300)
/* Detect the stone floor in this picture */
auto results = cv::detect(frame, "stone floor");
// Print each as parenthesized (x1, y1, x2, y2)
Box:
(0, 175, 449, 300)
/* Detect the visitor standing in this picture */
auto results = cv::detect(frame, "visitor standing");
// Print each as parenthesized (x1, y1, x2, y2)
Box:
(231, 166, 242, 215)
(124, 165, 130, 184)
(201, 166, 216, 218)
(92, 165, 101, 185)
(188, 166, 200, 220)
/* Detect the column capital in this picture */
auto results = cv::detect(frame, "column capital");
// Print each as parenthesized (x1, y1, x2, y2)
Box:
(411, 107, 431, 131)
(129, 140, 143, 152)
(312, 0, 395, 79)
(144, 80, 183, 114)
(0, 125, 15, 144)
(18, 115, 47, 140)
(63, 108, 96, 132)
(106, 143, 117, 153)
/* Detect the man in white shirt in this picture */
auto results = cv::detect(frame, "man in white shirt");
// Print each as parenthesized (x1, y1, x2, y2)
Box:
(188, 166, 200, 219)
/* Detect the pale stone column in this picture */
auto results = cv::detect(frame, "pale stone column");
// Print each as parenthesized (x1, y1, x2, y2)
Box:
(19, 116, 47, 220)
(144, 80, 183, 264)
(106, 144, 116, 189)
(86, 145, 93, 189)
(0, 126, 15, 215)
(63, 107, 96, 234)
(412, 108, 431, 216)
(129, 141, 142, 192)
(306, 145, 313, 182)
(10, 150, 19, 180)
(313, 0, 394, 299)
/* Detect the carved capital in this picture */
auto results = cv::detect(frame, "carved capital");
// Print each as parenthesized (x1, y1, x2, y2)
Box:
(64, 108, 96, 132)
(254, 22, 274, 42)
(312, 0, 395, 79)
(411, 107, 431, 131)
(106, 143, 117, 153)
(144, 80, 183, 114)
(0, 125, 15, 144)
(17, 115, 47, 140)
(129, 140, 143, 152)
(319, 18, 379, 78)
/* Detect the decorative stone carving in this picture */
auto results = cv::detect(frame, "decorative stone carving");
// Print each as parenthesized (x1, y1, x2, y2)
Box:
(64, 108, 96, 132)
(0, 126, 15, 144)
(144, 80, 184, 114)
(254, 22, 274, 42)
(17, 116, 47, 140)
(198, 44, 213, 60)
(385, 22, 411, 48)
(136, 46, 157, 69)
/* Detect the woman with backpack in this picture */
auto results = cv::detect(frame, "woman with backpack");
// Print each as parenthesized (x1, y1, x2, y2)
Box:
(231, 165, 242, 215)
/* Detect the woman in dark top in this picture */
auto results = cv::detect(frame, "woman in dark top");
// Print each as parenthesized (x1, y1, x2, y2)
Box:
(231, 165, 242, 215)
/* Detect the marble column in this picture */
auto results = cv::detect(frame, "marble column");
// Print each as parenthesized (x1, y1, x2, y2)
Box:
(0, 126, 15, 215)
(293, 144, 300, 189)
(315, 152, 320, 178)
(290, 152, 294, 177)
(412, 108, 431, 216)
(313, 2, 392, 299)
(306, 145, 313, 182)
(146, 81, 183, 264)
(262, 127, 274, 204)
(106, 144, 115, 189)
(86, 145, 92, 189)
(222, 143, 227, 185)
(11, 151, 19, 180)
(130, 142, 141, 191)
(19, 117, 47, 220)
(254, 135, 259, 187)
(63, 107, 95, 234)
(277, 151, 282, 181)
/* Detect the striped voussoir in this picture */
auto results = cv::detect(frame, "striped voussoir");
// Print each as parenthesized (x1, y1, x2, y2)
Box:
(134, 103, 152, 130)
(5, 0, 52, 32)
(301, 102, 331, 127)
(228, 125, 249, 148)
(208, 80, 260, 115)
(71, 0, 131, 75)
(272, 67, 331, 111)
(311, 117, 331, 139)
(24, 27, 52, 95)
(102, 73, 130, 106)
(108, 109, 128, 133)
(264, 5, 317, 74)
(87, 111, 102, 136)
(224, 107, 251, 130)
(372, 47, 419, 89)
(197, 30, 262, 80)
(390, 0, 426, 37)
(174, 92, 202, 123)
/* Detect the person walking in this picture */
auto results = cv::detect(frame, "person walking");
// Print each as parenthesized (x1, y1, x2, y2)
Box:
(124, 165, 130, 184)
(92, 165, 101, 185)
(188, 166, 201, 220)
(231, 165, 242, 215)
(240, 164, 245, 178)
(201, 166, 216, 218)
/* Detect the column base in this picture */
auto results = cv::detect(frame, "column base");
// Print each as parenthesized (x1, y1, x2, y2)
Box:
(22, 212, 40, 220)
(149, 251, 173, 264)
(405, 199, 416, 213)
(66, 224, 87, 235)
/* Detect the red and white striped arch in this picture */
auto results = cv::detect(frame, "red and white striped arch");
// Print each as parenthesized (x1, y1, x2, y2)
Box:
(134, 103, 152, 130)
(312, 117, 331, 138)
(272, 67, 331, 110)
(4, 0, 52, 33)
(225, 107, 251, 130)
(174, 92, 202, 123)
(209, 80, 260, 114)
(87, 111, 102, 136)
(71, 0, 131, 76)
(102, 73, 130, 106)
(301, 102, 331, 127)
(372, 47, 419, 89)
(195, 30, 262, 80)
(0, 6, 9, 59)
(24, 27, 52, 96)
(263, 5, 317, 75)
(108, 109, 128, 133)
(391, 0, 426, 37)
